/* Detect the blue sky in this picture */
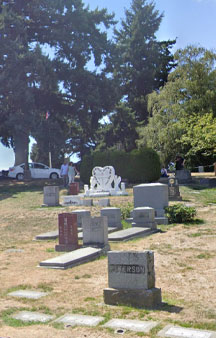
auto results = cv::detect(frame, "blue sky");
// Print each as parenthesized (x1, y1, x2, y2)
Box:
(1, 0, 216, 170)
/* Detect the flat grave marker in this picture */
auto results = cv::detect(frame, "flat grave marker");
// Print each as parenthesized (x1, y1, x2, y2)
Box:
(108, 227, 155, 242)
(103, 319, 159, 333)
(8, 290, 48, 300)
(12, 311, 54, 323)
(157, 325, 216, 338)
(40, 247, 102, 269)
(55, 314, 104, 327)
(35, 230, 58, 241)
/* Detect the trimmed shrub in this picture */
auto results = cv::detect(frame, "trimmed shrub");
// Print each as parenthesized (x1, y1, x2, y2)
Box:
(80, 148, 161, 184)
(165, 204, 197, 223)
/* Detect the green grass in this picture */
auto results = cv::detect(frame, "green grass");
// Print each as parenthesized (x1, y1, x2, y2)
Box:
(37, 283, 54, 292)
(169, 319, 216, 331)
(84, 297, 96, 302)
(51, 322, 65, 330)
(196, 253, 214, 259)
(46, 248, 55, 253)
(1, 307, 53, 327)
(181, 186, 216, 205)
(122, 219, 132, 229)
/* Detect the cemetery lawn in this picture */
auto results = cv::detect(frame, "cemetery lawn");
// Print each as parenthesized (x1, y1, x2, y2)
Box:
(0, 178, 216, 338)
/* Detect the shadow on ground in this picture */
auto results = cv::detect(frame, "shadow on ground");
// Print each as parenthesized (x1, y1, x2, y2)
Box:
(0, 179, 62, 202)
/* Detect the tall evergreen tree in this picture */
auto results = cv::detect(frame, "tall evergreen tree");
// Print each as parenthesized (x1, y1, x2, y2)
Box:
(0, 0, 117, 167)
(113, 0, 176, 122)
(96, 0, 176, 152)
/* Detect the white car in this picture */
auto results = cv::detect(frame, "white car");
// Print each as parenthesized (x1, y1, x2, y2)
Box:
(8, 162, 61, 180)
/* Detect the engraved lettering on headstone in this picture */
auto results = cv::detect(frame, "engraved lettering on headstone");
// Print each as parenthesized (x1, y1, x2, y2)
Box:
(109, 264, 145, 274)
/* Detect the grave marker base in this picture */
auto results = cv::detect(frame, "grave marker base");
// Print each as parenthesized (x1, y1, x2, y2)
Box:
(103, 287, 161, 308)
(82, 243, 110, 253)
(155, 217, 168, 225)
(55, 243, 80, 252)
(169, 196, 182, 201)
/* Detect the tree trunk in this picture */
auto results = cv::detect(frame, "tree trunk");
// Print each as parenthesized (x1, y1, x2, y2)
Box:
(14, 133, 31, 178)
(14, 134, 29, 165)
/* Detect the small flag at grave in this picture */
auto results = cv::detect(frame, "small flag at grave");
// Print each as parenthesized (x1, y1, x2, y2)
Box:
(46, 111, 50, 120)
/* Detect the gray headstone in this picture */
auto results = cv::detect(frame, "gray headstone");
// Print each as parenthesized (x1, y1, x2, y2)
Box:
(175, 169, 192, 183)
(133, 183, 168, 217)
(103, 319, 159, 333)
(71, 209, 91, 227)
(82, 216, 108, 247)
(97, 198, 110, 207)
(78, 227, 119, 240)
(132, 207, 157, 229)
(5, 248, 24, 253)
(43, 186, 59, 206)
(157, 325, 216, 338)
(82, 199, 93, 206)
(101, 207, 122, 228)
(108, 251, 155, 290)
(168, 177, 182, 201)
(40, 247, 102, 269)
(12, 311, 54, 323)
(8, 290, 48, 299)
(55, 314, 104, 327)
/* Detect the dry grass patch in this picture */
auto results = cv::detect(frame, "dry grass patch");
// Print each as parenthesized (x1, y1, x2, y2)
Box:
(0, 178, 216, 337)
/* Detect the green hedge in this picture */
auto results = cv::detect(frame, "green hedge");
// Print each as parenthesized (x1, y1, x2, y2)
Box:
(80, 148, 161, 184)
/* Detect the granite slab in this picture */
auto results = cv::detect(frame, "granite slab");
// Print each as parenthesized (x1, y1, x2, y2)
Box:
(108, 227, 156, 241)
(8, 290, 48, 299)
(12, 311, 54, 323)
(39, 247, 102, 269)
(157, 325, 216, 338)
(55, 314, 104, 327)
(103, 318, 159, 333)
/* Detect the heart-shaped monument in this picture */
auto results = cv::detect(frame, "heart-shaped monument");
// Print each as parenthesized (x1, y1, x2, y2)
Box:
(91, 166, 115, 191)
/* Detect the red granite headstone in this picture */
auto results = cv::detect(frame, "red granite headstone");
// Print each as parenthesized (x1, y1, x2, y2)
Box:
(69, 182, 79, 195)
(55, 213, 79, 252)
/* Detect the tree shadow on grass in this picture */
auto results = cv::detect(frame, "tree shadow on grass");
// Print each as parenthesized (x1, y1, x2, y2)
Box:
(0, 179, 60, 202)
(186, 184, 210, 191)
